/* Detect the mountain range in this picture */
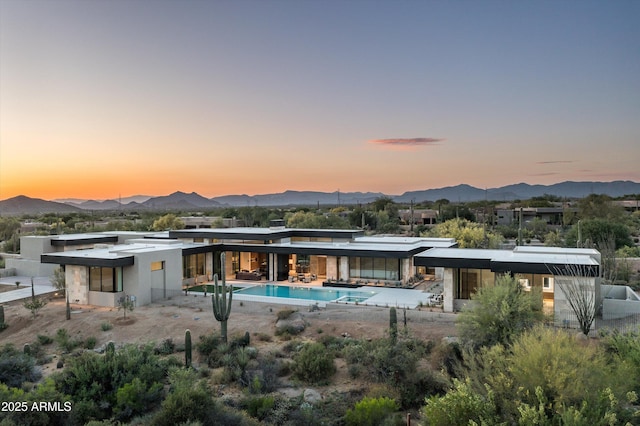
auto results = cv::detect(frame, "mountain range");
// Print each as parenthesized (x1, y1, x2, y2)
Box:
(1, 180, 639, 215)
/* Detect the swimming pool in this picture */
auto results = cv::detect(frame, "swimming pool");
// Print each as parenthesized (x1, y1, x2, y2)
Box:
(234, 284, 376, 303)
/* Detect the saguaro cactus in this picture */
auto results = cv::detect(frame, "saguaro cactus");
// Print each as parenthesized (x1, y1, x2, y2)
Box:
(185, 329, 192, 368)
(0, 305, 4, 324)
(66, 293, 71, 321)
(389, 307, 398, 343)
(212, 252, 233, 343)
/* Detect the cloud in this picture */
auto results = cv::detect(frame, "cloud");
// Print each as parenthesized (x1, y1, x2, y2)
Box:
(536, 160, 573, 165)
(368, 137, 444, 149)
(528, 172, 561, 177)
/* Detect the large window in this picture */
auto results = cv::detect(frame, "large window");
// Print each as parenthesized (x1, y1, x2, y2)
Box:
(456, 268, 495, 299)
(89, 267, 123, 292)
(183, 253, 205, 279)
(349, 257, 401, 281)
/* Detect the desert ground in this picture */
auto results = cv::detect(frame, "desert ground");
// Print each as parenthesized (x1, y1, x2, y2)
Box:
(1, 288, 457, 374)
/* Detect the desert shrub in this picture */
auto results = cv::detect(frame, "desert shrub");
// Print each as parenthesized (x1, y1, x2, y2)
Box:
(54, 343, 169, 422)
(317, 334, 347, 351)
(428, 340, 462, 377)
(152, 367, 259, 426)
(101, 322, 113, 331)
(254, 332, 272, 342)
(243, 395, 276, 421)
(0, 343, 41, 388)
(249, 353, 282, 393)
(345, 396, 401, 426)
(84, 336, 98, 350)
(422, 378, 498, 426)
(37, 334, 54, 345)
(197, 333, 234, 368)
(275, 324, 303, 337)
(155, 338, 176, 355)
(114, 377, 164, 422)
(456, 274, 544, 349)
(292, 342, 336, 385)
(55, 328, 83, 353)
(276, 308, 296, 320)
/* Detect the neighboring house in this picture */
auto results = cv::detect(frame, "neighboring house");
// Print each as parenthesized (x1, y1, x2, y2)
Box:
(495, 207, 566, 226)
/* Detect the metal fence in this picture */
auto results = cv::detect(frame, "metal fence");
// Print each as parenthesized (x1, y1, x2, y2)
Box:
(553, 311, 640, 335)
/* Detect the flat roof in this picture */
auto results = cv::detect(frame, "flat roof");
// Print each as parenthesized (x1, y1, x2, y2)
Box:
(169, 227, 364, 241)
(415, 247, 600, 275)
(41, 241, 183, 267)
(49, 233, 119, 247)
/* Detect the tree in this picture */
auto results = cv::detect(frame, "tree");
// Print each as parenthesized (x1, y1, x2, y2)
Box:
(428, 218, 503, 249)
(51, 266, 66, 292)
(23, 278, 47, 319)
(578, 194, 625, 221)
(565, 218, 632, 249)
(456, 274, 544, 348)
(549, 263, 598, 336)
(212, 252, 233, 343)
(117, 294, 135, 319)
(151, 214, 185, 231)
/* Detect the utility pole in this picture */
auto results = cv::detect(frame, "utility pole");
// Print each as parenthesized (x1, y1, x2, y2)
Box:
(518, 207, 523, 246)
(410, 199, 414, 234)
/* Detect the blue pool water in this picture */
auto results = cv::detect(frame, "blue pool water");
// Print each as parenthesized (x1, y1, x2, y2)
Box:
(234, 284, 376, 302)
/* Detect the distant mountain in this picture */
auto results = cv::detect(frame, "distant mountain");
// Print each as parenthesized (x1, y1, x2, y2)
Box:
(0, 195, 83, 215)
(212, 190, 386, 207)
(56, 195, 152, 205)
(142, 191, 223, 210)
(3, 181, 639, 214)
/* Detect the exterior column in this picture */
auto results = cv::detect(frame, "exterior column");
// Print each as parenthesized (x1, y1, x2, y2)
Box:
(402, 258, 411, 282)
(339, 257, 349, 281)
(326, 256, 338, 281)
(443, 268, 454, 313)
(269, 253, 276, 281)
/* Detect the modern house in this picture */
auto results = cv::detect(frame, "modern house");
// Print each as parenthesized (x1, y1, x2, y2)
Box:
(7, 226, 456, 307)
(7, 225, 638, 331)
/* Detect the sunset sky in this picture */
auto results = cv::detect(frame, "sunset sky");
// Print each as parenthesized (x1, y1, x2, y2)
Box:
(1, 0, 639, 201)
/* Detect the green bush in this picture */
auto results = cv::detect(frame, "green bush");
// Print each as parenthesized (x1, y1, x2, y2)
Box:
(53, 343, 170, 422)
(155, 338, 176, 355)
(456, 274, 544, 348)
(243, 395, 276, 420)
(422, 378, 498, 426)
(345, 396, 400, 426)
(101, 322, 113, 331)
(0, 343, 42, 388)
(55, 328, 82, 353)
(276, 308, 296, 320)
(85, 336, 98, 350)
(115, 377, 163, 421)
(292, 342, 336, 385)
(37, 334, 54, 345)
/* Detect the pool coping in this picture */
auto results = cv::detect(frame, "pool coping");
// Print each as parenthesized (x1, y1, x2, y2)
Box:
(230, 282, 433, 309)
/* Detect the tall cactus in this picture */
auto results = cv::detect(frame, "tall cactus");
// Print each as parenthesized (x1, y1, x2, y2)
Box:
(389, 307, 398, 343)
(0, 305, 4, 325)
(185, 329, 192, 368)
(66, 292, 71, 321)
(212, 252, 233, 343)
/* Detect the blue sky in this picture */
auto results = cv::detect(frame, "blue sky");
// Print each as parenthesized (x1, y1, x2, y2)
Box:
(1, 0, 638, 199)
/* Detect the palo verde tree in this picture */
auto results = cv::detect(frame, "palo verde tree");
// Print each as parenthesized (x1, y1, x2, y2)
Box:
(456, 274, 544, 348)
(549, 263, 599, 336)
(23, 277, 47, 319)
(212, 252, 233, 343)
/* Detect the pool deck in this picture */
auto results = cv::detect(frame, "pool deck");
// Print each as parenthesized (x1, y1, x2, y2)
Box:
(226, 280, 435, 309)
